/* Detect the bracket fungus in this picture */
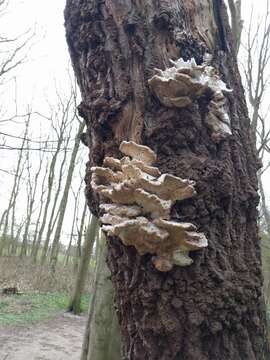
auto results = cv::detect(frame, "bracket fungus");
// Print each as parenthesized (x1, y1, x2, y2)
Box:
(148, 55, 232, 139)
(91, 141, 208, 272)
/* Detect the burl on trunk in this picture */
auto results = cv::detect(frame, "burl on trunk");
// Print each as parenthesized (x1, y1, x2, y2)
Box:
(64, 0, 268, 359)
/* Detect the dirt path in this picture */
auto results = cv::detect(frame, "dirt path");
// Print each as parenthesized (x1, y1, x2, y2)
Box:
(0, 313, 86, 360)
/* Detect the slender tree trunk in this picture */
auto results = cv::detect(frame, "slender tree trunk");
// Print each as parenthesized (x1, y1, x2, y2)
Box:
(81, 231, 121, 360)
(68, 214, 98, 314)
(20, 149, 43, 257)
(0, 117, 29, 255)
(0, 210, 7, 233)
(50, 120, 85, 269)
(258, 173, 270, 239)
(65, 1, 269, 358)
(65, 176, 84, 265)
(258, 171, 270, 305)
(10, 219, 25, 256)
(20, 187, 31, 257)
(41, 138, 69, 262)
(33, 109, 69, 262)
(65, 189, 80, 266)
(73, 201, 88, 273)
(30, 161, 49, 258)
(33, 146, 62, 262)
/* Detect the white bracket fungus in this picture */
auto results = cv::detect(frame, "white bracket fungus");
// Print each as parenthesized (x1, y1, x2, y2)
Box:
(148, 55, 232, 139)
(91, 141, 208, 272)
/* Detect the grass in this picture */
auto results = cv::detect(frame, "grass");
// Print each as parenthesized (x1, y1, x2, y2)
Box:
(0, 292, 90, 325)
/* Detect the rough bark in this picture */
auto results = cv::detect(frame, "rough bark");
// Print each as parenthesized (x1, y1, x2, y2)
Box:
(65, 1, 269, 359)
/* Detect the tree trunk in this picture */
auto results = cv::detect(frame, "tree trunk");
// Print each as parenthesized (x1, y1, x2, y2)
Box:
(33, 111, 69, 262)
(65, 1, 269, 358)
(81, 231, 121, 360)
(0, 118, 29, 255)
(41, 138, 69, 262)
(30, 160, 49, 258)
(20, 149, 43, 257)
(11, 219, 25, 256)
(73, 200, 88, 273)
(258, 172, 270, 240)
(65, 183, 81, 266)
(50, 120, 86, 269)
(68, 214, 98, 314)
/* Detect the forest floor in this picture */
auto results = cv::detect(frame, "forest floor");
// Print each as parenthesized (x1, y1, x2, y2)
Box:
(0, 312, 86, 360)
(0, 257, 92, 360)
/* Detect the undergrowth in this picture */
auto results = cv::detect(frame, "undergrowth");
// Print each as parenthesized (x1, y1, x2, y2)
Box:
(0, 292, 90, 325)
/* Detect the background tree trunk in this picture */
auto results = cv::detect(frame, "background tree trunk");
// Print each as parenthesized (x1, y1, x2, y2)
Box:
(20, 146, 43, 257)
(0, 116, 29, 255)
(64, 178, 83, 266)
(50, 120, 86, 269)
(73, 200, 88, 272)
(65, 0, 269, 358)
(30, 160, 49, 258)
(68, 214, 98, 314)
(33, 118, 66, 262)
(42, 134, 70, 262)
(81, 231, 121, 360)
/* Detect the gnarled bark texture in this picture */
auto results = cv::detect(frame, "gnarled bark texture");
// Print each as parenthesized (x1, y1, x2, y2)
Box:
(64, 1, 269, 359)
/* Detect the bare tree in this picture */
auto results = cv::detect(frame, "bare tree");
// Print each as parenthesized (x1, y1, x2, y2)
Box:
(11, 218, 26, 255)
(65, 177, 84, 266)
(32, 101, 71, 262)
(30, 159, 49, 257)
(73, 200, 88, 273)
(40, 128, 71, 262)
(50, 119, 86, 269)
(0, 114, 30, 255)
(68, 214, 98, 314)
(0, 0, 36, 85)
(241, 2, 270, 240)
(20, 140, 45, 256)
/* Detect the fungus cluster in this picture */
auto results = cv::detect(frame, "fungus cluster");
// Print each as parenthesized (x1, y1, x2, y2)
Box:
(148, 56, 232, 138)
(91, 141, 207, 272)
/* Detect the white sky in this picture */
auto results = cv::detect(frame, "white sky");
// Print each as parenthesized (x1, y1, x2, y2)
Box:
(0, 0, 269, 245)
(1, 0, 68, 107)
(0, 0, 86, 245)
